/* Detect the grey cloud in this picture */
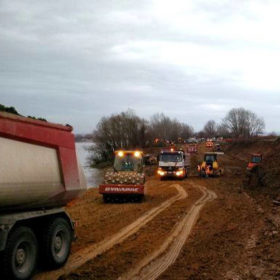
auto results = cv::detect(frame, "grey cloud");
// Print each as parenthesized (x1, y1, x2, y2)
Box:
(0, 0, 278, 133)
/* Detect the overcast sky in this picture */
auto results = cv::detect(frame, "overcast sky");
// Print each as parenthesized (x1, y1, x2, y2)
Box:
(0, 0, 280, 133)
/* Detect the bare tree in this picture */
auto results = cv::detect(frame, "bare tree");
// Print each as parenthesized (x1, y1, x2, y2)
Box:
(180, 123, 194, 139)
(195, 130, 206, 138)
(216, 123, 230, 137)
(222, 108, 265, 138)
(149, 113, 193, 141)
(90, 110, 148, 165)
(203, 120, 217, 138)
(149, 113, 173, 141)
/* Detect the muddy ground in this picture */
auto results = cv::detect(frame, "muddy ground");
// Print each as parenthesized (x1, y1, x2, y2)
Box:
(35, 141, 280, 280)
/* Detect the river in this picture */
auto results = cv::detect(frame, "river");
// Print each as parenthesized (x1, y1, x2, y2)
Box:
(75, 142, 104, 188)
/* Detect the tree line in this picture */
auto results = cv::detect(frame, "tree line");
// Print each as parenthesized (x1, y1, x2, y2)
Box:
(200, 108, 265, 139)
(89, 107, 265, 166)
(89, 110, 193, 165)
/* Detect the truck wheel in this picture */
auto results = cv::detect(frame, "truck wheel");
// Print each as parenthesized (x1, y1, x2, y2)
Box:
(1, 226, 38, 280)
(42, 217, 72, 268)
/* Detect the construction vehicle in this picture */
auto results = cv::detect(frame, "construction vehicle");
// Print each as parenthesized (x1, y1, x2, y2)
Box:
(99, 150, 145, 202)
(206, 141, 214, 148)
(198, 152, 223, 177)
(143, 154, 157, 165)
(187, 138, 198, 144)
(247, 153, 263, 172)
(157, 148, 190, 179)
(0, 112, 87, 280)
(245, 153, 264, 186)
(187, 144, 198, 153)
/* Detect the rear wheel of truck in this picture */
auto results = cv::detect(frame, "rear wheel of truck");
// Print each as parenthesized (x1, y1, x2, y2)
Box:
(1, 226, 38, 280)
(42, 217, 72, 268)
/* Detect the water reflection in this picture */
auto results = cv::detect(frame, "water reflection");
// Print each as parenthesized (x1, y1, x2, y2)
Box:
(75, 142, 104, 188)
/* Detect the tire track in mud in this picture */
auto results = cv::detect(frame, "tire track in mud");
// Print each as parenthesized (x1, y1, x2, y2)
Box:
(119, 181, 217, 280)
(33, 184, 187, 280)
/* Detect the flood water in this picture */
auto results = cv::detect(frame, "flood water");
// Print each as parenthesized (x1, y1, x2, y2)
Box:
(75, 142, 104, 188)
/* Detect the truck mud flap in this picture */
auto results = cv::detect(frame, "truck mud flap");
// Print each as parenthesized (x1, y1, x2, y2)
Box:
(0, 225, 12, 251)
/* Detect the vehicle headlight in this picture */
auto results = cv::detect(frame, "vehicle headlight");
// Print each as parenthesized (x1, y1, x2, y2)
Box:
(134, 151, 141, 158)
(157, 168, 165, 176)
(176, 170, 184, 176)
(117, 151, 124, 157)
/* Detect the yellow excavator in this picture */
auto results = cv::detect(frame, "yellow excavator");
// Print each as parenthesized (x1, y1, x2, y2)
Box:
(198, 152, 223, 177)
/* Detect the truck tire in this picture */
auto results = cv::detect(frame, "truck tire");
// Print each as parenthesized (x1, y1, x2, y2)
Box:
(42, 217, 72, 268)
(1, 226, 38, 280)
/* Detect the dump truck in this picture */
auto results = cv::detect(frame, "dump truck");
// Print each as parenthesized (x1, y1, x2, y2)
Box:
(198, 152, 223, 177)
(157, 148, 190, 179)
(0, 112, 87, 280)
(99, 150, 145, 202)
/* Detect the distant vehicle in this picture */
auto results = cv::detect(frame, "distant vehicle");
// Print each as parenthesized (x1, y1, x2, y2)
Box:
(198, 152, 223, 177)
(206, 141, 214, 148)
(187, 138, 198, 144)
(247, 153, 262, 172)
(99, 150, 145, 202)
(245, 153, 264, 186)
(157, 148, 190, 179)
(0, 112, 87, 280)
(224, 138, 233, 143)
(143, 154, 157, 165)
(187, 144, 198, 153)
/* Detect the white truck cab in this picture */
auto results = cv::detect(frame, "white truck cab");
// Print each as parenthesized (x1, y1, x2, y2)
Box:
(157, 148, 190, 179)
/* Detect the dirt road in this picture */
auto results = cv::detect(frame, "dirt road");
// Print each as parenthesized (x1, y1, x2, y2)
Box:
(119, 182, 216, 280)
(34, 183, 188, 280)
(34, 178, 215, 280)
(35, 142, 280, 280)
